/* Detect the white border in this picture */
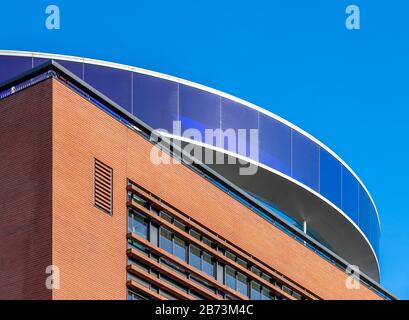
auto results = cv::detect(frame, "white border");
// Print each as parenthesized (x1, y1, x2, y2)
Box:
(0, 50, 381, 228)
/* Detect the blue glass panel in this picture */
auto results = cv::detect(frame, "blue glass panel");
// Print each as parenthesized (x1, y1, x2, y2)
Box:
(319, 148, 342, 208)
(202, 252, 214, 277)
(130, 213, 148, 239)
(251, 282, 262, 300)
(0, 56, 32, 83)
(259, 114, 291, 175)
(237, 273, 248, 296)
(84, 64, 132, 112)
(341, 166, 359, 225)
(370, 206, 380, 256)
(159, 228, 173, 254)
(225, 266, 236, 290)
(221, 98, 258, 158)
(33, 58, 84, 78)
(359, 186, 371, 241)
(292, 131, 319, 191)
(133, 73, 178, 133)
(179, 85, 220, 144)
(189, 245, 202, 270)
(173, 236, 186, 261)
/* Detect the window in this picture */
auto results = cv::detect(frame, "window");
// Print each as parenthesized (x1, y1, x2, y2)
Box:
(202, 252, 214, 277)
(236, 258, 248, 269)
(189, 245, 201, 270)
(237, 272, 248, 297)
(128, 290, 148, 300)
(174, 219, 186, 231)
(225, 266, 236, 290)
(160, 211, 173, 223)
(131, 193, 147, 208)
(173, 236, 187, 262)
(202, 236, 213, 247)
(189, 230, 201, 240)
(261, 288, 272, 300)
(216, 263, 225, 282)
(126, 184, 303, 301)
(150, 223, 159, 245)
(160, 228, 173, 253)
(161, 274, 188, 293)
(251, 282, 262, 300)
(129, 258, 150, 273)
(190, 275, 217, 293)
(226, 251, 236, 261)
(161, 258, 187, 276)
(128, 210, 148, 239)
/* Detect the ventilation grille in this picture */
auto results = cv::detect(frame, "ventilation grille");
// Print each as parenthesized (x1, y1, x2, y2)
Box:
(94, 159, 113, 215)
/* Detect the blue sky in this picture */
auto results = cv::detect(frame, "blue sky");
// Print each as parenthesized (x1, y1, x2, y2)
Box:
(1, 0, 408, 298)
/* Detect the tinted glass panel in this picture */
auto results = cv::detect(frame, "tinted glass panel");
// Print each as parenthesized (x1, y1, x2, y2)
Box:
(221, 98, 258, 158)
(179, 85, 220, 143)
(237, 273, 248, 297)
(202, 252, 214, 277)
(359, 186, 371, 241)
(341, 166, 359, 224)
(84, 64, 132, 112)
(319, 148, 342, 207)
(129, 212, 148, 239)
(370, 206, 380, 255)
(259, 114, 291, 175)
(292, 130, 319, 191)
(159, 228, 173, 253)
(33, 58, 84, 78)
(251, 282, 261, 300)
(261, 288, 272, 300)
(173, 236, 186, 261)
(225, 266, 236, 290)
(0, 56, 32, 83)
(133, 73, 178, 132)
(189, 245, 201, 270)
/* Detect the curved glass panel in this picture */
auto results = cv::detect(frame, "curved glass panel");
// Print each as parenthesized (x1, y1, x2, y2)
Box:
(84, 64, 132, 113)
(0, 53, 381, 258)
(291, 130, 319, 191)
(133, 73, 178, 133)
(359, 186, 372, 242)
(33, 58, 84, 78)
(259, 114, 291, 175)
(179, 85, 220, 143)
(319, 148, 342, 208)
(221, 98, 258, 158)
(370, 206, 380, 256)
(341, 165, 359, 225)
(0, 56, 32, 83)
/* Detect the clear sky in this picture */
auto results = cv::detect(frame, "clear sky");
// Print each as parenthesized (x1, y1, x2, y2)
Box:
(0, 0, 408, 299)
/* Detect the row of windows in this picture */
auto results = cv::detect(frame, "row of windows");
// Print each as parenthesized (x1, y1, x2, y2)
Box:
(127, 193, 304, 300)
(127, 253, 213, 300)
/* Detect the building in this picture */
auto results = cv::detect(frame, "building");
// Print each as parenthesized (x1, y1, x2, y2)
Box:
(0, 51, 395, 300)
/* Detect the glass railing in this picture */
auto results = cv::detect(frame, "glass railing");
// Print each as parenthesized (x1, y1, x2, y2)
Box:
(0, 60, 394, 300)
(0, 53, 381, 258)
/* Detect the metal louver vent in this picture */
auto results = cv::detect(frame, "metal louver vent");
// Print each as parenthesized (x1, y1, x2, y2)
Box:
(94, 158, 113, 215)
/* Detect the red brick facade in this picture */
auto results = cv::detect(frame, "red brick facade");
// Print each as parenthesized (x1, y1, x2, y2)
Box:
(0, 79, 382, 299)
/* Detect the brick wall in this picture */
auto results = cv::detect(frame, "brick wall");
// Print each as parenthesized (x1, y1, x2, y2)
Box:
(50, 79, 381, 299)
(0, 80, 52, 300)
(0, 79, 382, 299)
